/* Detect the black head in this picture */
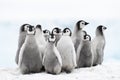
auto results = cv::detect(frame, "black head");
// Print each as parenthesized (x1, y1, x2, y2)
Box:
(52, 27, 62, 35)
(43, 29, 50, 35)
(84, 34, 91, 41)
(27, 25, 36, 35)
(48, 33, 56, 43)
(97, 25, 107, 35)
(20, 24, 31, 32)
(36, 24, 42, 30)
(76, 20, 89, 30)
(63, 27, 72, 36)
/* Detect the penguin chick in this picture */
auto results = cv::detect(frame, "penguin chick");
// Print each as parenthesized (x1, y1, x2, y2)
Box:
(71, 20, 89, 53)
(35, 24, 46, 58)
(18, 25, 43, 74)
(91, 25, 107, 66)
(15, 24, 31, 64)
(43, 33, 62, 74)
(57, 28, 77, 73)
(52, 27, 62, 46)
(43, 29, 50, 41)
(77, 34, 92, 68)
(62, 27, 72, 36)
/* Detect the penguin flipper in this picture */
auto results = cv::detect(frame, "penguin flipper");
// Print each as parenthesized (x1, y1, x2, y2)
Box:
(54, 48, 62, 66)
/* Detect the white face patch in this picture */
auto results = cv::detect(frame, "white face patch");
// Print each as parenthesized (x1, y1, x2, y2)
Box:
(48, 34, 56, 42)
(49, 38, 55, 42)
(53, 29, 57, 35)
(85, 36, 90, 40)
(27, 27, 35, 35)
(54, 31, 62, 35)
(24, 25, 29, 31)
(80, 21, 85, 29)
(27, 30, 35, 35)
(63, 29, 70, 36)
(44, 31, 49, 35)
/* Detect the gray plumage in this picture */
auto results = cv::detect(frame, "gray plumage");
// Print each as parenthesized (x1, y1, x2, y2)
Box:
(52, 27, 62, 46)
(15, 24, 31, 64)
(18, 26, 42, 74)
(43, 29, 50, 41)
(71, 20, 89, 52)
(91, 25, 107, 66)
(77, 34, 92, 68)
(43, 33, 62, 74)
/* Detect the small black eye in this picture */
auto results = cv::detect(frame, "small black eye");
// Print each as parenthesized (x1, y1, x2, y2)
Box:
(82, 22, 85, 25)
(66, 29, 69, 32)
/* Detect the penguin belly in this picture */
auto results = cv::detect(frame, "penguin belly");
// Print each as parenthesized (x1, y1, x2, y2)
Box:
(77, 41, 92, 68)
(43, 47, 62, 74)
(92, 37, 105, 66)
(57, 36, 77, 73)
(19, 36, 42, 74)
(35, 33, 46, 58)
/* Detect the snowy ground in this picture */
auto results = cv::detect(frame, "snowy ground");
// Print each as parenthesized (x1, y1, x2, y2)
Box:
(0, 61, 120, 80)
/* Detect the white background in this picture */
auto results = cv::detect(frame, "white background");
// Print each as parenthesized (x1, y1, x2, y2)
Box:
(0, 0, 120, 68)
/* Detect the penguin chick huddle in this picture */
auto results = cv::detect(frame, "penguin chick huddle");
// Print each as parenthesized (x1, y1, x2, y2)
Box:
(15, 20, 107, 75)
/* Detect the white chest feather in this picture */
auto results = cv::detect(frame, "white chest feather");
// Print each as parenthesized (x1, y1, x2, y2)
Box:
(57, 36, 77, 66)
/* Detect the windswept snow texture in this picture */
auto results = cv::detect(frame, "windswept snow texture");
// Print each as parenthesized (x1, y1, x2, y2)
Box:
(0, 62, 120, 80)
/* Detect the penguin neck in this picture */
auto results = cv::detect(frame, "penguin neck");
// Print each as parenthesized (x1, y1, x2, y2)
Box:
(44, 35, 49, 41)
(55, 35, 62, 45)
(35, 29, 42, 36)
(96, 29, 105, 38)
(47, 42, 55, 48)
(25, 35, 36, 44)
(73, 26, 83, 37)
(35, 29, 46, 44)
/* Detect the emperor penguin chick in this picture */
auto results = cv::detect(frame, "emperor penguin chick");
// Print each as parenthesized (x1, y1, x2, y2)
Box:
(91, 25, 107, 66)
(15, 24, 31, 64)
(43, 29, 50, 41)
(57, 28, 77, 73)
(52, 27, 62, 46)
(35, 24, 46, 58)
(77, 34, 92, 68)
(18, 26, 43, 74)
(43, 33, 62, 74)
(71, 20, 89, 53)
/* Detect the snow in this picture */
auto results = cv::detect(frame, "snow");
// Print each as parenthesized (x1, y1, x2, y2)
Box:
(0, 61, 120, 80)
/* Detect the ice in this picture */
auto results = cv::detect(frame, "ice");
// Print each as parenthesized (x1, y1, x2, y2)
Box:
(0, 61, 120, 80)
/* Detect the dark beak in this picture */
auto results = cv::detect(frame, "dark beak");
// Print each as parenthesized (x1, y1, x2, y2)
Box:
(58, 29, 61, 33)
(29, 26, 33, 32)
(43, 30, 46, 33)
(104, 27, 107, 30)
(85, 22, 89, 25)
